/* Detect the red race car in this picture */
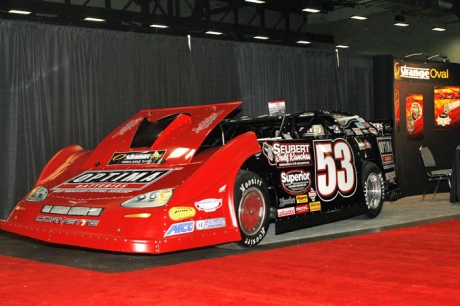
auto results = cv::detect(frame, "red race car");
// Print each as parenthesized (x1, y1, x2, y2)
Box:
(0, 102, 400, 253)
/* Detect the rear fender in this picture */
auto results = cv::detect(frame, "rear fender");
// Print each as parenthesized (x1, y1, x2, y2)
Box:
(36, 144, 90, 185)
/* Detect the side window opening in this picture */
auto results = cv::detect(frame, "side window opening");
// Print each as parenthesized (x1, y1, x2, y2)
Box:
(197, 124, 225, 154)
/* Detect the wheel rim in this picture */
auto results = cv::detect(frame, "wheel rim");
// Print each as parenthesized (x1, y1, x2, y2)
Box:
(238, 187, 266, 236)
(365, 173, 382, 209)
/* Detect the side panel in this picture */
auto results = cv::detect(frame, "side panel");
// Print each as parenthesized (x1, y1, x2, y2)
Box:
(260, 135, 378, 235)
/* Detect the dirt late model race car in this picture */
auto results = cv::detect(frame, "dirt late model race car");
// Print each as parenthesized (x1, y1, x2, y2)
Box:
(1, 101, 400, 254)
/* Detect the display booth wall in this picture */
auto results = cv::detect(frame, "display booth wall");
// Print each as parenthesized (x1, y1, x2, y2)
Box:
(0, 20, 376, 219)
(392, 59, 460, 197)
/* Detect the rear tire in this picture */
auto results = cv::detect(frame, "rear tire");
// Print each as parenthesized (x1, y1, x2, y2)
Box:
(361, 163, 385, 218)
(230, 170, 270, 248)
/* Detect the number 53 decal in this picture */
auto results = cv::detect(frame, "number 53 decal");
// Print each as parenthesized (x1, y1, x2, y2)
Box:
(314, 139, 357, 201)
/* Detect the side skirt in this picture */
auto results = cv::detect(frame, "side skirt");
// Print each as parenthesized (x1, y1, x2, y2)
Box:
(275, 205, 367, 235)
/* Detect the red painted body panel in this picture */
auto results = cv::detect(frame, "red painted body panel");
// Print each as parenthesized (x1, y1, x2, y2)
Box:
(1, 102, 262, 254)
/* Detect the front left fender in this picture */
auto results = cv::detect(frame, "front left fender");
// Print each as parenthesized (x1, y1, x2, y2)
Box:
(172, 132, 261, 204)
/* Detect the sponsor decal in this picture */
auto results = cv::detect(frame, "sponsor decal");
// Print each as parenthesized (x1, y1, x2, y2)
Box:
(296, 204, 310, 214)
(385, 171, 397, 181)
(355, 122, 365, 129)
(344, 129, 354, 136)
(327, 125, 342, 134)
(164, 221, 194, 237)
(368, 127, 378, 135)
(196, 218, 226, 230)
(112, 117, 143, 138)
(281, 170, 311, 195)
(108, 151, 166, 165)
(218, 185, 227, 193)
(296, 195, 308, 204)
(309, 201, 321, 212)
(195, 198, 222, 212)
(52, 169, 174, 193)
(41, 205, 103, 216)
(377, 137, 395, 170)
(279, 197, 296, 207)
(357, 139, 372, 150)
(262, 142, 312, 167)
(352, 128, 363, 135)
(35, 215, 100, 227)
(277, 207, 295, 218)
(308, 188, 317, 201)
(192, 111, 224, 133)
(169, 207, 196, 221)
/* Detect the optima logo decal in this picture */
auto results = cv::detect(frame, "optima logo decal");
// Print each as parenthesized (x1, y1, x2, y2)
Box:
(52, 169, 174, 193)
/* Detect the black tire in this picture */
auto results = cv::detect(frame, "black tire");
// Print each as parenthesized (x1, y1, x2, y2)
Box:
(361, 163, 385, 218)
(230, 170, 270, 248)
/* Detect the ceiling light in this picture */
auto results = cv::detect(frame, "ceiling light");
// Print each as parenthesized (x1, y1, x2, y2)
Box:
(350, 15, 367, 20)
(394, 15, 409, 27)
(205, 31, 223, 35)
(8, 10, 32, 15)
(150, 24, 169, 28)
(245, 0, 265, 3)
(84, 17, 105, 22)
(296, 40, 311, 44)
(335, 44, 349, 49)
(427, 54, 449, 62)
(432, 27, 446, 31)
(302, 8, 321, 13)
(402, 53, 428, 61)
(254, 36, 269, 40)
(394, 22, 409, 27)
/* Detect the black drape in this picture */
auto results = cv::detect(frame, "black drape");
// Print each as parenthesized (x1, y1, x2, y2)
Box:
(0, 20, 374, 219)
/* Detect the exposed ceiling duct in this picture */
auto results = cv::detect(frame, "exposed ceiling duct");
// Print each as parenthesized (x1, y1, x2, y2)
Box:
(0, 0, 457, 47)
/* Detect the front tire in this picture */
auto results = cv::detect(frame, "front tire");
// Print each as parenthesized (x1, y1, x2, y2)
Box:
(231, 170, 270, 248)
(362, 163, 385, 218)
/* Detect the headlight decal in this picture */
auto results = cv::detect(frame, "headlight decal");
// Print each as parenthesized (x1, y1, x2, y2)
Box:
(121, 188, 174, 208)
(25, 186, 49, 202)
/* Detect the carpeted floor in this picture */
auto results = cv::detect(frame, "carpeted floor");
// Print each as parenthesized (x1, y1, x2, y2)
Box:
(1, 218, 460, 305)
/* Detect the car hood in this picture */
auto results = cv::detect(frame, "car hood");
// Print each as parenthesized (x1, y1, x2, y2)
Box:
(84, 101, 241, 168)
(40, 102, 242, 200)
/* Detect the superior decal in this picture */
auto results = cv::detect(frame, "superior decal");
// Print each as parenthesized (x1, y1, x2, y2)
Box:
(262, 142, 312, 167)
(280, 170, 311, 195)
(52, 169, 173, 192)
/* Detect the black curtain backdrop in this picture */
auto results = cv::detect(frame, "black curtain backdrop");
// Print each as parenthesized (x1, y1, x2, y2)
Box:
(0, 20, 374, 219)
